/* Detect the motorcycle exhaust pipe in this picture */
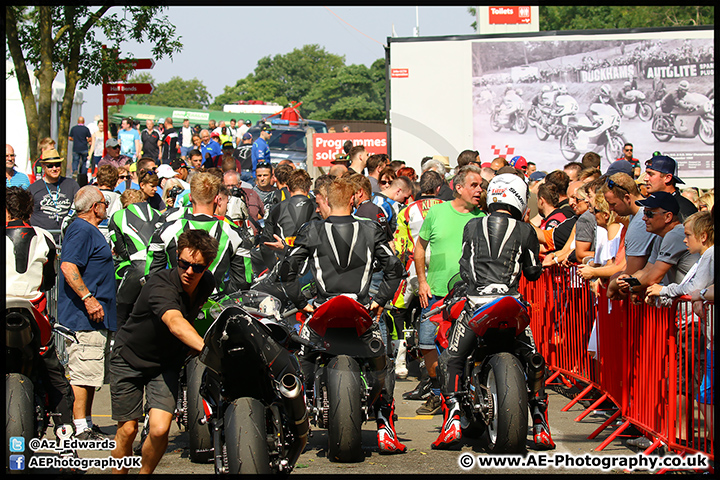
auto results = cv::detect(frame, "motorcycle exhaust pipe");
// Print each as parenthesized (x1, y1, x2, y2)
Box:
(6, 311, 34, 349)
(278, 373, 309, 468)
(368, 337, 383, 355)
(527, 353, 545, 397)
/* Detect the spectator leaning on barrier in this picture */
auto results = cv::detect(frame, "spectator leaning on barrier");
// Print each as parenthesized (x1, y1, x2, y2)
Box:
(613, 192, 699, 302)
(604, 173, 658, 299)
(643, 155, 698, 222)
(58, 186, 117, 441)
(645, 210, 714, 307)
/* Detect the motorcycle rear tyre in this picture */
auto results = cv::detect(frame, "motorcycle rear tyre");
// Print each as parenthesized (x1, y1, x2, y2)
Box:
(187, 358, 213, 463)
(6, 374, 35, 473)
(327, 355, 364, 463)
(651, 115, 673, 142)
(224, 397, 272, 474)
(482, 353, 528, 454)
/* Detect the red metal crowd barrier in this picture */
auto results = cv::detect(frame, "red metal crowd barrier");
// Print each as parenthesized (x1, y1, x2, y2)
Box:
(520, 266, 714, 468)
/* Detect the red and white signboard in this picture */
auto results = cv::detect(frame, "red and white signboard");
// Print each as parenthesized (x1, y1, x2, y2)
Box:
(118, 58, 156, 70)
(105, 95, 125, 106)
(391, 68, 409, 78)
(313, 133, 387, 168)
(488, 6, 532, 24)
(103, 83, 154, 95)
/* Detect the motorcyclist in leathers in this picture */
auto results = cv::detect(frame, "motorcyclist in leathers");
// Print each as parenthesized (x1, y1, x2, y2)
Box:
(279, 177, 409, 454)
(432, 173, 556, 451)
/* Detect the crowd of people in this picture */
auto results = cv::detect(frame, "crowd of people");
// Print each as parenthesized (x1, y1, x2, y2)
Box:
(6, 121, 715, 470)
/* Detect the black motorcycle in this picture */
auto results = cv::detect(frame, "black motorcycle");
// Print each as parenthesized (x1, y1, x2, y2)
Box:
(197, 290, 310, 474)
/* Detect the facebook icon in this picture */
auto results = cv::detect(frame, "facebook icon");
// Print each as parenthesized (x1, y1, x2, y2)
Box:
(9, 454, 25, 471)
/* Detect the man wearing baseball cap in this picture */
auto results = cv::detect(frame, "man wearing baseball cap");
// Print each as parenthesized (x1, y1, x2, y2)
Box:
(508, 155, 528, 174)
(251, 124, 272, 172)
(643, 155, 697, 221)
(614, 191, 698, 298)
(27, 148, 81, 242)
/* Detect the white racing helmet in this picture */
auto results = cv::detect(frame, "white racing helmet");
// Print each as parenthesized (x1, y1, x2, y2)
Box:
(487, 173, 529, 220)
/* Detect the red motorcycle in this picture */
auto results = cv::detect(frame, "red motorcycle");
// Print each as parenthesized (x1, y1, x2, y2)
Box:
(425, 282, 544, 453)
(303, 295, 392, 462)
(5, 297, 77, 469)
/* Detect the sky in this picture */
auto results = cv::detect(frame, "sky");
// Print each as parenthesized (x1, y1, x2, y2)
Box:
(79, 6, 476, 118)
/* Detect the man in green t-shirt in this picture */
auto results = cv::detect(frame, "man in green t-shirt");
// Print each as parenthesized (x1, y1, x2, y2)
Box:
(412, 164, 485, 415)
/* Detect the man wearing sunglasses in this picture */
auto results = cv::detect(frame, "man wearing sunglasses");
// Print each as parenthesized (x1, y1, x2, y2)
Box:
(28, 148, 80, 243)
(613, 191, 698, 296)
(603, 173, 659, 300)
(111, 229, 218, 474)
(58, 186, 116, 441)
(98, 138, 133, 170)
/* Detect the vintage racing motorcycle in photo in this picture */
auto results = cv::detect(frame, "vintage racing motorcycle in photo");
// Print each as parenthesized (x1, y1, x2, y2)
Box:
(651, 91, 714, 145)
(559, 102, 627, 163)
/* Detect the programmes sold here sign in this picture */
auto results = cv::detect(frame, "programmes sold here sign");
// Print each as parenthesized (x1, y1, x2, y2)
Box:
(313, 133, 387, 168)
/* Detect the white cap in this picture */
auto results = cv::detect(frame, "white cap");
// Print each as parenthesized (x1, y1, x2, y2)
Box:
(156, 164, 178, 179)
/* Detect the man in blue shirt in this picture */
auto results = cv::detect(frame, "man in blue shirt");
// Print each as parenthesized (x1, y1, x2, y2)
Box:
(199, 129, 222, 166)
(117, 118, 141, 161)
(6, 144, 30, 189)
(58, 186, 117, 440)
(251, 124, 273, 169)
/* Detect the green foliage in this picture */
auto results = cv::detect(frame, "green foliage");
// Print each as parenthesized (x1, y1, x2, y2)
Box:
(467, 6, 714, 32)
(211, 44, 386, 121)
(126, 74, 211, 109)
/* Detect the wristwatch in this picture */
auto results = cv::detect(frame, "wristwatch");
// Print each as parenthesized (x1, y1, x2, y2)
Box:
(699, 288, 708, 301)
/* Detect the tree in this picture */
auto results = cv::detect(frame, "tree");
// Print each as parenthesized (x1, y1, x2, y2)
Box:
(303, 63, 385, 120)
(125, 74, 211, 109)
(5, 6, 182, 168)
(211, 44, 345, 110)
(467, 6, 714, 32)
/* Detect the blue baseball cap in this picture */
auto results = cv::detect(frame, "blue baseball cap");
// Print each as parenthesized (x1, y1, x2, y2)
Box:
(635, 191, 680, 216)
(645, 155, 684, 185)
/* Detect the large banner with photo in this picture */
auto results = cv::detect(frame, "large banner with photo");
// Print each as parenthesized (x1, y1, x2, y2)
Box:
(471, 32, 714, 178)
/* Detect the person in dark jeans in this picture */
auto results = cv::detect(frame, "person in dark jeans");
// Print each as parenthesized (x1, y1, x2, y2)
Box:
(68, 116, 92, 185)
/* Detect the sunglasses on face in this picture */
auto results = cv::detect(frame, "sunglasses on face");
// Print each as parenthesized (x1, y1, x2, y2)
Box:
(177, 257, 209, 272)
(44, 163, 62, 169)
(643, 208, 667, 219)
(379, 180, 391, 186)
(94, 200, 110, 208)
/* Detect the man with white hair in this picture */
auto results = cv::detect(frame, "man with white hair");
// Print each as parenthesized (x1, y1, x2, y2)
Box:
(59, 185, 116, 440)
